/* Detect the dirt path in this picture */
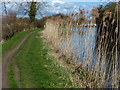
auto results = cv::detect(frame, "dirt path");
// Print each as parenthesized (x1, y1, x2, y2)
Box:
(13, 58, 21, 88)
(2, 31, 35, 88)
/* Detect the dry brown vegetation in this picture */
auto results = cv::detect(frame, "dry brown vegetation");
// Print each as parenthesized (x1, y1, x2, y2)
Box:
(42, 3, 119, 88)
(1, 2, 119, 88)
(42, 15, 98, 88)
(2, 12, 36, 41)
(95, 2, 120, 88)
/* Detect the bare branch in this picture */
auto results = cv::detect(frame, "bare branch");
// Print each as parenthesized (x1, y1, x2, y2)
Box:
(3, 2, 7, 15)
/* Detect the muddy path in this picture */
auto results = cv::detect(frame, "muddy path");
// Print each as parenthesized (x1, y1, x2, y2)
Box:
(2, 31, 35, 88)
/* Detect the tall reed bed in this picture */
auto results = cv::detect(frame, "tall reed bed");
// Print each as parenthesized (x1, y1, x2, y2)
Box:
(42, 3, 119, 88)
(95, 2, 119, 88)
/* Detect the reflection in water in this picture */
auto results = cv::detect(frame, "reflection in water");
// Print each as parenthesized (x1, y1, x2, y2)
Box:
(61, 27, 96, 63)
(60, 27, 118, 87)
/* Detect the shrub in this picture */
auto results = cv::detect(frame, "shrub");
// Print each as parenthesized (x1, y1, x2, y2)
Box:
(2, 12, 36, 40)
(34, 17, 47, 28)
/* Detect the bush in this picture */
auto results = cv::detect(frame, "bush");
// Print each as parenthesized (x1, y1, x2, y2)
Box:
(2, 12, 36, 40)
(34, 17, 47, 28)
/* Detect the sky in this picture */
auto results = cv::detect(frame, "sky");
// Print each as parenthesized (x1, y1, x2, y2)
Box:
(1, 0, 118, 18)
(0, 0, 118, 2)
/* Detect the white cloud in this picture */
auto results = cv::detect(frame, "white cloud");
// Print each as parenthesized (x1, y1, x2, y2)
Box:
(0, 0, 118, 2)
(83, 5, 86, 7)
(1, 0, 45, 2)
(51, 0, 65, 5)
(57, 6, 61, 9)
(63, 9, 67, 12)
(74, 5, 77, 8)
(47, 2, 80, 14)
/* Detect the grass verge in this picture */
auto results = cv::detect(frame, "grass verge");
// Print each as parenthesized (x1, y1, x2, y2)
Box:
(8, 61, 18, 88)
(14, 30, 74, 88)
(3, 28, 76, 88)
(2, 28, 39, 58)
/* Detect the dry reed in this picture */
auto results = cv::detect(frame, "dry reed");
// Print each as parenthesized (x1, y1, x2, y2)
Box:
(42, 4, 119, 88)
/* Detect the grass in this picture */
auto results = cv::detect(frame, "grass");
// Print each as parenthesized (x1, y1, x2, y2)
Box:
(1, 28, 39, 88)
(14, 30, 74, 88)
(3, 28, 76, 88)
(8, 61, 18, 88)
(2, 28, 39, 58)
(43, 16, 119, 88)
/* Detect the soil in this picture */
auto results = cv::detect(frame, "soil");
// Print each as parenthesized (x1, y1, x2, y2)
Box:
(2, 31, 35, 88)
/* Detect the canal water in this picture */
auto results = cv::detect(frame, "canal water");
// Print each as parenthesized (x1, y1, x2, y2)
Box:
(60, 27, 118, 87)
(61, 27, 97, 64)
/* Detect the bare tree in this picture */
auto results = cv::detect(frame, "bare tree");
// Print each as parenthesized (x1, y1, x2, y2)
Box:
(14, 1, 47, 20)
(3, 2, 8, 15)
(2, 2, 16, 16)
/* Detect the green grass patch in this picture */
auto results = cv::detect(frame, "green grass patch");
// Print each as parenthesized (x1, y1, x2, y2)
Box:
(8, 61, 18, 88)
(2, 28, 42, 88)
(3, 28, 75, 88)
(2, 28, 40, 58)
(13, 30, 74, 88)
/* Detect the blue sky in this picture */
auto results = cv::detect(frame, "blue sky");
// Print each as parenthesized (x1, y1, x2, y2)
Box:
(0, 0, 118, 2)
(1, 0, 117, 18)
(46, 0, 117, 2)
(41, 1, 108, 17)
